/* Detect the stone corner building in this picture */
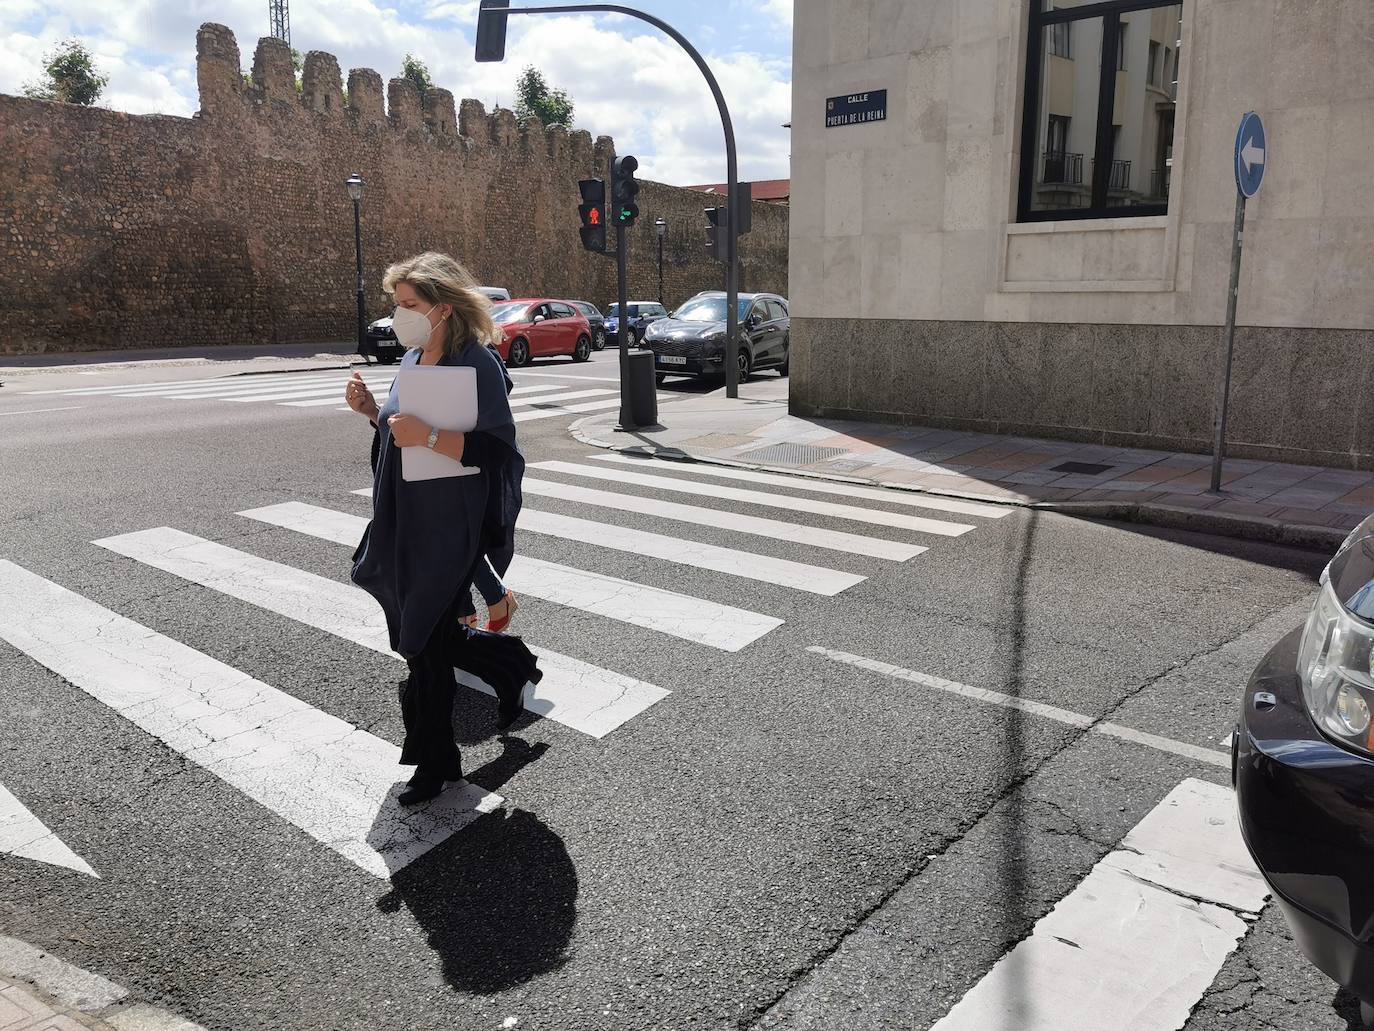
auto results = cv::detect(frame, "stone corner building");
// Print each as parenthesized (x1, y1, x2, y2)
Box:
(788, 0, 1374, 470)
(0, 24, 787, 356)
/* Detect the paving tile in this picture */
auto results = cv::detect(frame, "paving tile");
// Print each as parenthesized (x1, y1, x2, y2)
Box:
(1213, 500, 1284, 518)
(0, 987, 57, 1027)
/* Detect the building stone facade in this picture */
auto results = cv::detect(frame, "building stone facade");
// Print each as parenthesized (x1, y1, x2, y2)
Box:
(0, 24, 787, 355)
(789, 0, 1374, 470)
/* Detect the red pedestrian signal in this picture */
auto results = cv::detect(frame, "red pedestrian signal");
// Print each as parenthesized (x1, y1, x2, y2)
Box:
(578, 178, 607, 253)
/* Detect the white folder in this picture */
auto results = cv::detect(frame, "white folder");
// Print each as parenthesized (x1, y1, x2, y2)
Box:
(395, 365, 481, 481)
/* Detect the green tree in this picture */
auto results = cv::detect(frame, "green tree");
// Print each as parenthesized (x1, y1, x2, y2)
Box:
(401, 53, 433, 94)
(290, 47, 304, 94)
(22, 39, 109, 106)
(514, 66, 574, 128)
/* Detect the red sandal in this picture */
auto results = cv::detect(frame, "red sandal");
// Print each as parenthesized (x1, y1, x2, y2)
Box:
(486, 591, 519, 633)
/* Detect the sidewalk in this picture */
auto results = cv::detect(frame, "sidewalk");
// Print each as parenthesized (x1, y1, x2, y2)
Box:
(571, 378, 1373, 551)
(0, 935, 204, 1031)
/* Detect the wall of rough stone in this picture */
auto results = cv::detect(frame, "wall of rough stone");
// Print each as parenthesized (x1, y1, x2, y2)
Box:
(0, 24, 788, 355)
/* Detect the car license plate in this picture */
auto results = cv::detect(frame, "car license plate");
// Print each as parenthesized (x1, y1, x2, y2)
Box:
(660, 355, 687, 365)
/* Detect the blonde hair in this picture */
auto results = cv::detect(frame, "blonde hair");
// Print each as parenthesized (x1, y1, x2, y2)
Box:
(381, 251, 498, 355)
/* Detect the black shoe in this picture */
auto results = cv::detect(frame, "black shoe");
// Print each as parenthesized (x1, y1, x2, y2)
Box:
(398, 774, 445, 806)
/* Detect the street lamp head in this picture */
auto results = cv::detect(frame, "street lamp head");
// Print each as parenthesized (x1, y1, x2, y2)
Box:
(654, 216, 667, 237)
(346, 173, 364, 202)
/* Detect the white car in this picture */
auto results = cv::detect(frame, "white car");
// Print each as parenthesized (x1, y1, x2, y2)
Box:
(478, 286, 511, 302)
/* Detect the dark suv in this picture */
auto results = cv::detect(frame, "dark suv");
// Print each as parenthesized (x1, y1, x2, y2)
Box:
(643, 291, 790, 382)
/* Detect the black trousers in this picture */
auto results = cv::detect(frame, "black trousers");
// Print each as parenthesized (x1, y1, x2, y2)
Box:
(399, 592, 542, 780)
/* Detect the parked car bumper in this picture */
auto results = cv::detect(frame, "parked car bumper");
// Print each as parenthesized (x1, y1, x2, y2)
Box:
(1235, 625, 1374, 1003)
(360, 329, 405, 361)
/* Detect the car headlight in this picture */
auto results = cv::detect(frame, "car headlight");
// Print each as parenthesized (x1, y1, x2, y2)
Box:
(1298, 583, 1374, 753)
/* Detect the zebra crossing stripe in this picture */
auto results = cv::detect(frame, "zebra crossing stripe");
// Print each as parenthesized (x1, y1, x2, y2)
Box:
(509, 383, 573, 396)
(516, 509, 865, 596)
(0, 560, 501, 880)
(0, 779, 98, 878)
(106, 520, 668, 736)
(532, 461, 977, 536)
(931, 778, 1267, 1031)
(509, 371, 620, 383)
(513, 479, 926, 561)
(590, 454, 1013, 519)
(515, 395, 676, 424)
(221, 508, 778, 651)
(507, 387, 613, 408)
(116, 374, 370, 399)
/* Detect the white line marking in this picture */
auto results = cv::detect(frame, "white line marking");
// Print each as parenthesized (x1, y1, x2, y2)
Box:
(0, 780, 98, 877)
(932, 778, 1267, 1031)
(0, 560, 501, 880)
(509, 371, 621, 383)
(227, 504, 776, 651)
(117, 374, 368, 398)
(533, 461, 977, 536)
(515, 479, 926, 561)
(591, 454, 1013, 519)
(170, 511, 669, 737)
(509, 387, 614, 408)
(0, 406, 85, 417)
(29, 371, 368, 397)
(517, 508, 865, 596)
(513, 395, 676, 423)
(807, 647, 1232, 769)
(509, 383, 573, 396)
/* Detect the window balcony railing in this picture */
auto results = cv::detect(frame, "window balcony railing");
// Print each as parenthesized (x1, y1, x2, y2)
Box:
(1042, 150, 1083, 185)
(1150, 167, 1170, 200)
(1092, 158, 1132, 190)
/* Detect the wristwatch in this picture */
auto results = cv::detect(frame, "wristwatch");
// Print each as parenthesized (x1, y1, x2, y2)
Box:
(425, 427, 440, 450)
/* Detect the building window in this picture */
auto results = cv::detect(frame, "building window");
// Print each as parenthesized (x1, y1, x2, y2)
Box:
(1049, 20, 1071, 58)
(1018, 0, 1183, 221)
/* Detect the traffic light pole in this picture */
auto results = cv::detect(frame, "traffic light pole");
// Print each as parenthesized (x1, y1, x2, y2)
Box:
(615, 220, 632, 428)
(481, 3, 741, 397)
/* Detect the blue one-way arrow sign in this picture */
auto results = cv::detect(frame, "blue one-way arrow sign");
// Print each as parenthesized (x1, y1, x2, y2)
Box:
(1234, 111, 1267, 198)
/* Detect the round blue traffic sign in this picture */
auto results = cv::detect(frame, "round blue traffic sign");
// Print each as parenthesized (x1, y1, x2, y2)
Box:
(1234, 112, 1267, 198)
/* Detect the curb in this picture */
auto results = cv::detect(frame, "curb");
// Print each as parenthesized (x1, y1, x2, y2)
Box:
(0, 935, 206, 1030)
(568, 417, 1345, 553)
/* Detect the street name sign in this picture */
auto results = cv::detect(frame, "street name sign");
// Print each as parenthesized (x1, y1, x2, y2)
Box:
(826, 90, 887, 128)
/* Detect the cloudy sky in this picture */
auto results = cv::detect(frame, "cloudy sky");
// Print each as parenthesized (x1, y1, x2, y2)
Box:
(0, 0, 793, 186)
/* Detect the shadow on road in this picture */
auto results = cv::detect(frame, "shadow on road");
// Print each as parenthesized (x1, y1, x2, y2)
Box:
(993, 508, 1039, 1016)
(374, 740, 575, 996)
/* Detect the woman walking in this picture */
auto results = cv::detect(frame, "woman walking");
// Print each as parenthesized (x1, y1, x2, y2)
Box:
(345, 251, 540, 806)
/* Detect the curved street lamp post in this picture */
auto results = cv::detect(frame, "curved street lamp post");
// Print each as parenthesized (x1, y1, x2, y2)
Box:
(654, 216, 667, 306)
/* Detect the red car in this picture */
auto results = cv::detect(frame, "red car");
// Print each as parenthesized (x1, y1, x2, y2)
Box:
(491, 299, 594, 367)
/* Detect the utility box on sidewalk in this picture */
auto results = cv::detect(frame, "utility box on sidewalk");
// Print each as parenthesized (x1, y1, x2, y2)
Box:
(624, 348, 658, 428)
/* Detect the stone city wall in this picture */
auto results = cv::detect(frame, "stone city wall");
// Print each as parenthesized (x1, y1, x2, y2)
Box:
(0, 24, 788, 355)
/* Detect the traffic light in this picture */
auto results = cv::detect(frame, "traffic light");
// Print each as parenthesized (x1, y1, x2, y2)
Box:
(474, 0, 509, 62)
(611, 155, 640, 226)
(578, 178, 606, 253)
(705, 206, 729, 262)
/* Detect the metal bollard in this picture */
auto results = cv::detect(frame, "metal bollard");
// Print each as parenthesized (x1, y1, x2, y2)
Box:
(624, 348, 659, 428)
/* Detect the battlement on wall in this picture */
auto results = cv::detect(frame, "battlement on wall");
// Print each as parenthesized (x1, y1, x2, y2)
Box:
(194, 23, 615, 166)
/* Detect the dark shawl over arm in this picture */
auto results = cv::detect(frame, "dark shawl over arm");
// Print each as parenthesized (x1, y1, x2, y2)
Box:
(350, 340, 523, 659)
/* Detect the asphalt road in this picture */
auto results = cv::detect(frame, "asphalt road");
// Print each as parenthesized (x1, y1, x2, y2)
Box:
(0, 348, 1356, 1030)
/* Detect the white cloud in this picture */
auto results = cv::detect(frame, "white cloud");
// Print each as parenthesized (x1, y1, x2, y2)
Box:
(0, 0, 793, 185)
(761, 0, 793, 28)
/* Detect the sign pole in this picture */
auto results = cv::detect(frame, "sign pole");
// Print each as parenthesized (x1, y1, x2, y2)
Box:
(616, 217, 631, 429)
(1209, 110, 1266, 493)
(1209, 190, 1246, 493)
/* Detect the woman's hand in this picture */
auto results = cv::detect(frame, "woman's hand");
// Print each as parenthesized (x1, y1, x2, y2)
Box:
(345, 372, 378, 421)
(387, 414, 432, 448)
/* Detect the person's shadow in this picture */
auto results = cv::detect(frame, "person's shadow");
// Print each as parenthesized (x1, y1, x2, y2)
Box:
(372, 735, 578, 995)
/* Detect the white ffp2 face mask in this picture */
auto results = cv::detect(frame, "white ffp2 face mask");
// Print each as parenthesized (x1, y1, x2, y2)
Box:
(392, 304, 442, 349)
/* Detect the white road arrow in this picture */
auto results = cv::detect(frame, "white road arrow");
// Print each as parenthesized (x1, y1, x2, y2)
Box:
(0, 780, 98, 878)
(1241, 138, 1266, 173)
